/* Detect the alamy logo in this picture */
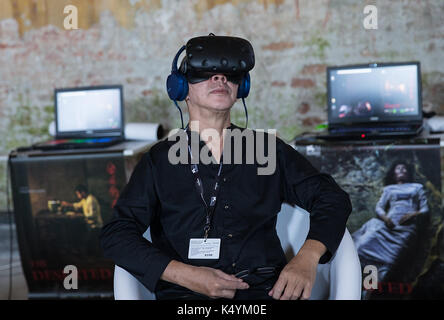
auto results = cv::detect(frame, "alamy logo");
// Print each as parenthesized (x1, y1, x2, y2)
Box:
(167, 121, 277, 176)
(363, 5, 378, 30)
(63, 265, 78, 290)
(64, 5, 79, 30)
(363, 265, 378, 290)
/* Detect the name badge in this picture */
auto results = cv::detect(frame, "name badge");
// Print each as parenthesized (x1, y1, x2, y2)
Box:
(188, 238, 221, 259)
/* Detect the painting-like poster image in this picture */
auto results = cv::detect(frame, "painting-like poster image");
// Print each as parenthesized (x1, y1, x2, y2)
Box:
(296, 139, 443, 299)
(10, 153, 126, 299)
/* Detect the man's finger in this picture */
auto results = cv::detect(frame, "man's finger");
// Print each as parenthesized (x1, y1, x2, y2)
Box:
(279, 279, 298, 300)
(220, 278, 249, 290)
(291, 282, 304, 300)
(270, 277, 286, 300)
(300, 284, 312, 300)
(220, 289, 237, 299)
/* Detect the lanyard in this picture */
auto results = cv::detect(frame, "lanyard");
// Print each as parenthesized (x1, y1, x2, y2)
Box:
(185, 126, 223, 240)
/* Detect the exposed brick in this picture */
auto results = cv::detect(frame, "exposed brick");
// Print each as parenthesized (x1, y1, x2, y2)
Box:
(301, 64, 327, 75)
(291, 78, 315, 88)
(302, 116, 323, 127)
(0, 0, 443, 214)
(271, 81, 286, 87)
(262, 41, 295, 51)
(298, 102, 310, 114)
(126, 77, 147, 85)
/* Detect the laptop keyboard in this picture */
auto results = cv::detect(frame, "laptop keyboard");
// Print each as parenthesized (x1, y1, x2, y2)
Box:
(331, 126, 413, 134)
(33, 137, 122, 151)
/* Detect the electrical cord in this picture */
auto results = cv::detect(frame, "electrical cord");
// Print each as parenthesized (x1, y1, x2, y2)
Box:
(241, 98, 248, 129)
(6, 152, 13, 300)
(174, 98, 249, 130)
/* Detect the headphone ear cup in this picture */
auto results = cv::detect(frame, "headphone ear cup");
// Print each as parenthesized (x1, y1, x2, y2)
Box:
(237, 73, 251, 99)
(167, 72, 189, 101)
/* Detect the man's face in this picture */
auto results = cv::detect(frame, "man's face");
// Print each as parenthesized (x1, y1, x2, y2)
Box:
(75, 191, 85, 200)
(186, 74, 239, 112)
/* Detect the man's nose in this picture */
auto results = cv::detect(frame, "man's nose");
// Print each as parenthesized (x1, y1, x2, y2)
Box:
(210, 74, 228, 83)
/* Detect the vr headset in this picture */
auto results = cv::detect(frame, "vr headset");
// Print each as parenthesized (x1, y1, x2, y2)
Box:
(166, 34, 255, 101)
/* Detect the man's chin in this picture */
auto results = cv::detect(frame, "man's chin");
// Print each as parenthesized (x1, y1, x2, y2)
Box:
(206, 98, 236, 110)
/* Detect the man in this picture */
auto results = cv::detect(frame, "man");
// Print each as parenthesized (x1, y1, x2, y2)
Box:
(62, 184, 103, 229)
(100, 35, 352, 300)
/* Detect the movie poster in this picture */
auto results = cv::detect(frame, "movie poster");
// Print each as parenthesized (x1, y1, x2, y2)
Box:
(295, 138, 443, 299)
(10, 152, 127, 299)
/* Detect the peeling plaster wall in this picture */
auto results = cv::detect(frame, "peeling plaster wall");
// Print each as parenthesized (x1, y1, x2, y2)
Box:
(0, 0, 443, 210)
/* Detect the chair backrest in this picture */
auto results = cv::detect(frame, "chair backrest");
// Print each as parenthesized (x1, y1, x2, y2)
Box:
(277, 203, 362, 300)
(113, 228, 156, 300)
(114, 203, 362, 300)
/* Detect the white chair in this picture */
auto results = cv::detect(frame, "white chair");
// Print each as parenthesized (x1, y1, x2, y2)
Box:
(113, 203, 362, 300)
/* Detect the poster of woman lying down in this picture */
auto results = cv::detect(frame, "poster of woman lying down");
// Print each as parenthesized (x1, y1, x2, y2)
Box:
(294, 138, 443, 300)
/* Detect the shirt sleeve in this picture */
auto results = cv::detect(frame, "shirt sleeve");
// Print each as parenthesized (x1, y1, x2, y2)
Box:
(99, 152, 173, 292)
(279, 140, 352, 264)
(72, 200, 83, 211)
(375, 187, 390, 218)
(84, 197, 93, 218)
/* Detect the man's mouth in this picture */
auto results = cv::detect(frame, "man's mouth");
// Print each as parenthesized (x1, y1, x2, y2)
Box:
(210, 88, 229, 94)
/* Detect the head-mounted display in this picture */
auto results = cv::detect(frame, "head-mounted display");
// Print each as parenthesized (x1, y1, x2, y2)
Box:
(180, 35, 255, 84)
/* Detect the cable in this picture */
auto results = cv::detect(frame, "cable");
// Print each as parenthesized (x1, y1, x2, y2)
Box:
(242, 98, 249, 129)
(174, 100, 185, 130)
(6, 152, 13, 300)
(174, 94, 247, 130)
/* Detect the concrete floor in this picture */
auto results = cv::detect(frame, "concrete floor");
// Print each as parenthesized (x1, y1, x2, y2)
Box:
(0, 219, 29, 300)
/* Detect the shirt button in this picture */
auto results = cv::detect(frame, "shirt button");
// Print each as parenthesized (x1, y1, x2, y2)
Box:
(232, 262, 236, 268)
(227, 234, 233, 238)
(223, 177, 227, 183)
(224, 205, 229, 210)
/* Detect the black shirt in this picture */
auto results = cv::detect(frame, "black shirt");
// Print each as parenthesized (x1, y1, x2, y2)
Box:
(100, 123, 352, 297)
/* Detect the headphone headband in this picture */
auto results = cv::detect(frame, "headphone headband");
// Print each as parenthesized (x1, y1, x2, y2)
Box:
(172, 45, 186, 73)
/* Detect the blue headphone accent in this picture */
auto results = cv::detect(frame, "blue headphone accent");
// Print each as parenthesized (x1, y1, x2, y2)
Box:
(166, 45, 188, 102)
(237, 73, 251, 99)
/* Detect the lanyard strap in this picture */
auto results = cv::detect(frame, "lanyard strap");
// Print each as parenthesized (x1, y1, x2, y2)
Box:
(185, 127, 223, 240)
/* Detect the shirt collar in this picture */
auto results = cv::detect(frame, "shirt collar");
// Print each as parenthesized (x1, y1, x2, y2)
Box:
(185, 122, 238, 132)
(185, 122, 242, 148)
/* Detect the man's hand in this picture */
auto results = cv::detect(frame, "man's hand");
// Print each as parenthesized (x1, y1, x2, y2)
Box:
(161, 261, 249, 299)
(268, 239, 326, 300)
(188, 266, 250, 299)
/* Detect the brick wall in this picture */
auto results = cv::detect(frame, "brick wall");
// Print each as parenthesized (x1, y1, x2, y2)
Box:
(0, 0, 443, 210)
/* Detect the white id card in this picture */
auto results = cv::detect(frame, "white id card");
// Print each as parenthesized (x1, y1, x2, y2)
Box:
(188, 238, 221, 259)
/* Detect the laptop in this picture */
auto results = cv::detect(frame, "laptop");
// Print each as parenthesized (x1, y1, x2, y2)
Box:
(318, 62, 423, 141)
(33, 85, 125, 150)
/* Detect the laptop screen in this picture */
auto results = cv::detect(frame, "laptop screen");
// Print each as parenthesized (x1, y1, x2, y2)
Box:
(55, 85, 124, 138)
(327, 62, 422, 126)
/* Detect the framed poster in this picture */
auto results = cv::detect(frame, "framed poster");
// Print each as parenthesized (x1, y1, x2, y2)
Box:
(10, 152, 126, 299)
(296, 138, 443, 299)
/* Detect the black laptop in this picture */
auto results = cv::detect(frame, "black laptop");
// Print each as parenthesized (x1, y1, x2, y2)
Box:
(318, 62, 423, 141)
(33, 85, 125, 150)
